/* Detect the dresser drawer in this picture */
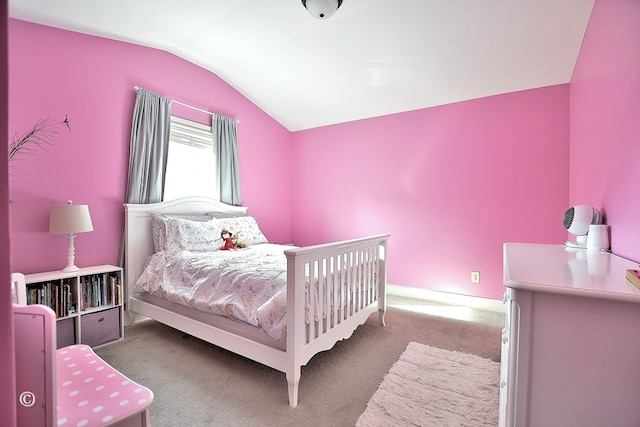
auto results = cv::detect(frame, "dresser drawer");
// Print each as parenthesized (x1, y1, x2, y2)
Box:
(80, 307, 121, 347)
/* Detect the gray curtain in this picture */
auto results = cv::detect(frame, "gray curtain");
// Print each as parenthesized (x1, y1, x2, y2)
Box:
(213, 114, 241, 206)
(125, 88, 172, 204)
(119, 88, 171, 267)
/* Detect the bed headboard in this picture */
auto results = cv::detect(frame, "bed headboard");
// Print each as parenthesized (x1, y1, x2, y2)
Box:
(123, 196, 248, 304)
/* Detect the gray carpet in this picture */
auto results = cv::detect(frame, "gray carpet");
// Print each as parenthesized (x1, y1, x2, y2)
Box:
(96, 296, 503, 427)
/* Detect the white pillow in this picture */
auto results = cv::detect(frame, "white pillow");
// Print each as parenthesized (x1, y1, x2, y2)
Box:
(218, 216, 268, 246)
(163, 216, 224, 254)
(150, 213, 213, 252)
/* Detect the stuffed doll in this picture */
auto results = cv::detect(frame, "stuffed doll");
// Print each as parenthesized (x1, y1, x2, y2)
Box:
(232, 233, 247, 249)
(220, 229, 237, 250)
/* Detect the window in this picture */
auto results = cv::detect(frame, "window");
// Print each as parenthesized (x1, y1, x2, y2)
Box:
(163, 116, 218, 201)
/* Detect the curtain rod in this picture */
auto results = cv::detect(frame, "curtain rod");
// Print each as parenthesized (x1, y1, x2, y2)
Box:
(134, 86, 238, 123)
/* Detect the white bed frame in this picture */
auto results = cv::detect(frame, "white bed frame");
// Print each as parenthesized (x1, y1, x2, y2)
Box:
(124, 196, 389, 407)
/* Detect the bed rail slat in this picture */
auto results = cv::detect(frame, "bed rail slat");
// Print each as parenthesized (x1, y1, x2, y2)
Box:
(285, 234, 389, 356)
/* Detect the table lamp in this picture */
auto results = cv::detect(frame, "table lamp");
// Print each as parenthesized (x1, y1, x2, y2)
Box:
(49, 200, 94, 272)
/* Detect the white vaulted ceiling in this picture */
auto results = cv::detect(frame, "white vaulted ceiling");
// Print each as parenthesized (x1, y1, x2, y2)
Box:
(9, 0, 594, 131)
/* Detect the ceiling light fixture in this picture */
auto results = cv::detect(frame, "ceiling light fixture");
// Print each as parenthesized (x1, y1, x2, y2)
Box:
(302, 0, 343, 19)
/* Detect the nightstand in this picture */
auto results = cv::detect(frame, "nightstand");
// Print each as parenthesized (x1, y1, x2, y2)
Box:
(24, 265, 124, 349)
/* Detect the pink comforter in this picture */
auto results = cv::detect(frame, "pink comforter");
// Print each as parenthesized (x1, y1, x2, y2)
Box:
(135, 244, 290, 342)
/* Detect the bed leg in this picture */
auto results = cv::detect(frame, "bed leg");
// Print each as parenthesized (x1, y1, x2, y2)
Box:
(286, 369, 300, 408)
(124, 310, 131, 327)
(124, 310, 137, 327)
(378, 308, 386, 326)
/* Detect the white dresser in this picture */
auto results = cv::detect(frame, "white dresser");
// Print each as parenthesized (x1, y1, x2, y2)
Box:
(500, 243, 640, 427)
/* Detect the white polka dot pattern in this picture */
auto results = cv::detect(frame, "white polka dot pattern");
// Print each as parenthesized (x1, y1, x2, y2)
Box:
(56, 345, 153, 426)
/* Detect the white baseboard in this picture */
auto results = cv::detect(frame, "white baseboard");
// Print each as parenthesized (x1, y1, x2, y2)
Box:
(387, 284, 505, 313)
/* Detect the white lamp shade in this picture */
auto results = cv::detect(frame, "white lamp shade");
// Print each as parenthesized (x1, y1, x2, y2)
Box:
(303, 0, 342, 19)
(50, 202, 94, 235)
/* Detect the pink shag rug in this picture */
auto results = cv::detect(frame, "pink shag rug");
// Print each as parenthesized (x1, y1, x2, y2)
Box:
(356, 342, 500, 426)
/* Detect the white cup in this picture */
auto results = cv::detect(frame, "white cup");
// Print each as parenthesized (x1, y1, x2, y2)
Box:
(586, 224, 609, 251)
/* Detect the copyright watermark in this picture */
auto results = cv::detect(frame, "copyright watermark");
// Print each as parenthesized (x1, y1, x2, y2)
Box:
(19, 391, 35, 407)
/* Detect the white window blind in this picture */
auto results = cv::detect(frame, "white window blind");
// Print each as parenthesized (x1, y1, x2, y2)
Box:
(163, 116, 219, 201)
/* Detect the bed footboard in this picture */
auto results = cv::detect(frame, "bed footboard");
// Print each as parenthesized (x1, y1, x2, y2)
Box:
(284, 234, 389, 407)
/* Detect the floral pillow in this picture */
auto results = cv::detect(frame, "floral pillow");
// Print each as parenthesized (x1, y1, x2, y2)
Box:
(217, 216, 268, 246)
(150, 213, 212, 253)
(162, 216, 224, 254)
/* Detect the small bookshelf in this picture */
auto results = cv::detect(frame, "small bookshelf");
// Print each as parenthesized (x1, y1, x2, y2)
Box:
(24, 265, 124, 349)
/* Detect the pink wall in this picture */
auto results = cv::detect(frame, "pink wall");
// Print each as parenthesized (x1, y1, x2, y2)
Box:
(570, 0, 640, 263)
(6, 18, 583, 302)
(291, 87, 570, 299)
(2, 2, 18, 425)
(8, 19, 292, 275)
(10, 0, 637, 303)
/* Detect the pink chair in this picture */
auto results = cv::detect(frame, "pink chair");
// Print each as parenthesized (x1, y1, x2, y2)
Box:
(12, 273, 154, 427)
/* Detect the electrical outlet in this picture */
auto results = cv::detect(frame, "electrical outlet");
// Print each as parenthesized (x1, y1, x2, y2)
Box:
(471, 271, 480, 284)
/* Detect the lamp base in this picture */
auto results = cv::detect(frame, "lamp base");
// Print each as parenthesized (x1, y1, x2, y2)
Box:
(62, 264, 80, 273)
(62, 233, 80, 273)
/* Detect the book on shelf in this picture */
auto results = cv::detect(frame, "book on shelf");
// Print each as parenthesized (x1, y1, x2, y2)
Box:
(109, 273, 123, 306)
(30, 280, 64, 316)
(108, 274, 117, 305)
(81, 273, 115, 310)
(625, 269, 640, 290)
